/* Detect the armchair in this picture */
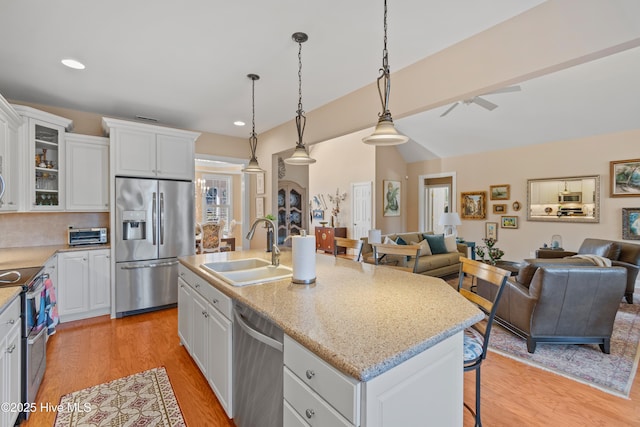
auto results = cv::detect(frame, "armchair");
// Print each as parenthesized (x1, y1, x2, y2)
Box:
(536, 238, 640, 304)
(477, 263, 627, 353)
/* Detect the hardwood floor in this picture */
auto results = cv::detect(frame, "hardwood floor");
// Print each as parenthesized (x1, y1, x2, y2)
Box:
(22, 307, 640, 426)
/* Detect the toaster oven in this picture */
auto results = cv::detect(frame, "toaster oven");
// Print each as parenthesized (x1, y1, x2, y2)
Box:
(68, 227, 108, 246)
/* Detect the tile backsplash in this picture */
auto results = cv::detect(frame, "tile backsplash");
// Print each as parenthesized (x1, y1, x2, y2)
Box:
(0, 212, 109, 248)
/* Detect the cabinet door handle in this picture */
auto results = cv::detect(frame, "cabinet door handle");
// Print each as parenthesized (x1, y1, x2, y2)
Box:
(305, 409, 315, 419)
(195, 283, 201, 289)
(305, 369, 315, 379)
(212, 298, 218, 304)
(7, 318, 15, 325)
(6, 344, 16, 354)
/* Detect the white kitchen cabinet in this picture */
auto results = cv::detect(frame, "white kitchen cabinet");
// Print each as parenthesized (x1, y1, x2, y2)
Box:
(65, 133, 109, 211)
(178, 264, 233, 418)
(177, 278, 192, 352)
(0, 94, 22, 212)
(102, 117, 200, 180)
(0, 295, 22, 427)
(58, 249, 111, 322)
(13, 105, 73, 211)
(284, 332, 463, 427)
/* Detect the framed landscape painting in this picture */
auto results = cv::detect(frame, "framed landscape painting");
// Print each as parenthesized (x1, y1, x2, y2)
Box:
(493, 204, 507, 214)
(460, 191, 486, 219)
(610, 159, 640, 197)
(622, 208, 640, 240)
(490, 184, 510, 200)
(501, 215, 518, 229)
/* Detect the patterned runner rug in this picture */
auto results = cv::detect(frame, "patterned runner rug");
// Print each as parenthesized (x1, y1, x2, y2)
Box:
(54, 367, 186, 427)
(488, 302, 640, 398)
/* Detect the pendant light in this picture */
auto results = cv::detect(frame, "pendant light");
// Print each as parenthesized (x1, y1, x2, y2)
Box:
(362, 0, 409, 146)
(285, 32, 316, 165)
(242, 73, 265, 173)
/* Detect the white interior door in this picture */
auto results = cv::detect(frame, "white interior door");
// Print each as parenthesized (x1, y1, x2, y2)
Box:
(352, 181, 372, 239)
(426, 184, 450, 233)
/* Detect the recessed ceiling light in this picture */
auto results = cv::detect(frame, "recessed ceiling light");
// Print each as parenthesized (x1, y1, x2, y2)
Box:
(61, 58, 86, 70)
(234, 121, 246, 126)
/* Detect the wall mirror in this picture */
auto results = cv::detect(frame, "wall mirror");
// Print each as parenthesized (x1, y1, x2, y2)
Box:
(527, 175, 600, 223)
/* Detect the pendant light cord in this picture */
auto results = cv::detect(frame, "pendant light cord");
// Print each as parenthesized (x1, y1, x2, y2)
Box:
(295, 39, 306, 149)
(377, 0, 392, 120)
(249, 75, 258, 157)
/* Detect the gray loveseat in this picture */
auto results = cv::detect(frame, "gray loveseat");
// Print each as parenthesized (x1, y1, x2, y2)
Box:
(361, 231, 466, 277)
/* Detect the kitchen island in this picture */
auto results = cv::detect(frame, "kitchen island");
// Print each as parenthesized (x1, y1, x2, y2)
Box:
(179, 249, 483, 426)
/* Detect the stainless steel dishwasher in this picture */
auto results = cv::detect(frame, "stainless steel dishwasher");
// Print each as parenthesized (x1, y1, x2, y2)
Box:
(233, 302, 284, 427)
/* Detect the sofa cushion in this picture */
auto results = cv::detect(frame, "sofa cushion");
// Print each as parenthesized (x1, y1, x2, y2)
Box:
(444, 235, 458, 253)
(578, 238, 621, 260)
(395, 235, 408, 245)
(618, 242, 640, 265)
(416, 252, 460, 271)
(424, 234, 448, 254)
(396, 232, 423, 245)
(410, 239, 432, 256)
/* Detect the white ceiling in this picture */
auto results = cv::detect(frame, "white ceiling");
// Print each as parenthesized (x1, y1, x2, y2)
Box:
(1, 1, 637, 162)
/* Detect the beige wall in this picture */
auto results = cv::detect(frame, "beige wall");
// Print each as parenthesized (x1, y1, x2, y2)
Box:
(407, 130, 640, 261)
(308, 129, 375, 237)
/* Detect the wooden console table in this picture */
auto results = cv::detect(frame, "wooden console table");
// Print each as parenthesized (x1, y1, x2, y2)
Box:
(315, 226, 347, 254)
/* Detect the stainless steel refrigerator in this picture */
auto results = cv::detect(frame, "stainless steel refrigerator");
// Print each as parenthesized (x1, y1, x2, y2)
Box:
(115, 177, 194, 317)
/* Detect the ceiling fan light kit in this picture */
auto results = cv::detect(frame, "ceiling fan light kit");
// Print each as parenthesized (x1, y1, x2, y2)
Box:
(362, 0, 409, 146)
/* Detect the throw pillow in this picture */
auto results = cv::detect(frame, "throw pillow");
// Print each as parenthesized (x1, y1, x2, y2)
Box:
(395, 236, 408, 245)
(383, 236, 397, 245)
(411, 239, 432, 256)
(423, 234, 447, 254)
(444, 235, 458, 253)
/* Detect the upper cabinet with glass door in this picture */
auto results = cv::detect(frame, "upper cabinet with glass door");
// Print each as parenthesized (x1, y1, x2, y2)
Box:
(13, 106, 73, 211)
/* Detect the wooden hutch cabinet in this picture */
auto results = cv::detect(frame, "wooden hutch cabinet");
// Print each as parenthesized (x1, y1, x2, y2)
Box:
(315, 226, 347, 254)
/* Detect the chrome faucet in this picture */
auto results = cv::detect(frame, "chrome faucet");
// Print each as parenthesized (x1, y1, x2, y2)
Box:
(246, 217, 280, 266)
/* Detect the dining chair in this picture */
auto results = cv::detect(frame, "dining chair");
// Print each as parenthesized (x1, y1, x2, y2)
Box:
(333, 237, 363, 261)
(371, 243, 421, 273)
(457, 257, 510, 427)
(200, 221, 230, 253)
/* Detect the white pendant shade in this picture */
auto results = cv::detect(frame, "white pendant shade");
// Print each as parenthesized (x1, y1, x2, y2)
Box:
(362, 117, 409, 146)
(284, 145, 316, 165)
(242, 157, 264, 173)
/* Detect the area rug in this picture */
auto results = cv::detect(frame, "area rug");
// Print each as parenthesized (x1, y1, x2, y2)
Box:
(488, 302, 640, 398)
(54, 367, 186, 427)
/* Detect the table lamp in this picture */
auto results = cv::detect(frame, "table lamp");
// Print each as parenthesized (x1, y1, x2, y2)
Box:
(438, 212, 461, 237)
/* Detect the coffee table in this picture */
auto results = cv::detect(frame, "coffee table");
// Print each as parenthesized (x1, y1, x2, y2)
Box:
(492, 260, 522, 276)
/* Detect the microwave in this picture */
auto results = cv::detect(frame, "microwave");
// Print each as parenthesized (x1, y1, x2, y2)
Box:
(68, 227, 108, 246)
(558, 192, 582, 203)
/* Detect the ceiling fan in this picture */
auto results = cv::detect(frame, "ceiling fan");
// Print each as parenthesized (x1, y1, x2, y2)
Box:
(439, 85, 521, 117)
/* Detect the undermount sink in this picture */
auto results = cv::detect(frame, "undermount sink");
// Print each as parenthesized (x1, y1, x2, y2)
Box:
(201, 258, 292, 287)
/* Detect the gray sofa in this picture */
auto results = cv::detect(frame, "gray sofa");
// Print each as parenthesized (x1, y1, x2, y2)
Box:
(361, 231, 466, 278)
(536, 238, 640, 304)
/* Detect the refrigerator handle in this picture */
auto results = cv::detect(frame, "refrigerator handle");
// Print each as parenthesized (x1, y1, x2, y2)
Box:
(160, 192, 165, 245)
(152, 192, 157, 246)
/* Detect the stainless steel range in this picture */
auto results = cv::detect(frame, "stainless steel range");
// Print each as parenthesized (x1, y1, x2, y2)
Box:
(0, 267, 48, 421)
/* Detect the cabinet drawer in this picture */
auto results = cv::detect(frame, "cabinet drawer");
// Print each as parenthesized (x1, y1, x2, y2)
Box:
(178, 265, 232, 319)
(284, 336, 360, 425)
(284, 399, 310, 427)
(0, 295, 21, 337)
(284, 368, 353, 427)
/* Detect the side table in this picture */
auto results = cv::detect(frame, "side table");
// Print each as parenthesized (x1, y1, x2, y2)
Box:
(458, 241, 476, 260)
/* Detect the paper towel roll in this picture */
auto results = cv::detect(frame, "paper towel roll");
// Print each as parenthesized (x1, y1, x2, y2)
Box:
(291, 234, 316, 284)
(368, 229, 382, 244)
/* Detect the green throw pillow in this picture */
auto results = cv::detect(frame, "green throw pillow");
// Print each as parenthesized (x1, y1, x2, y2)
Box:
(423, 234, 447, 254)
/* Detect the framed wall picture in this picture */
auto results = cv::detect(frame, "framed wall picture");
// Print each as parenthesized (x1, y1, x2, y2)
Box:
(622, 208, 640, 240)
(492, 204, 507, 214)
(312, 209, 324, 221)
(256, 197, 264, 218)
(485, 222, 498, 240)
(610, 159, 640, 197)
(383, 180, 401, 216)
(460, 191, 487, 219)
(256, 172, 265, 195)
(501, 215, 518, 229)
(490, 184, 510, 200)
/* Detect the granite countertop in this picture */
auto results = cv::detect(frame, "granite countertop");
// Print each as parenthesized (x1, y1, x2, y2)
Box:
(0, 244, 110, 270)
(0, 286, 21, 313)
(179, 249, 483, 382)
